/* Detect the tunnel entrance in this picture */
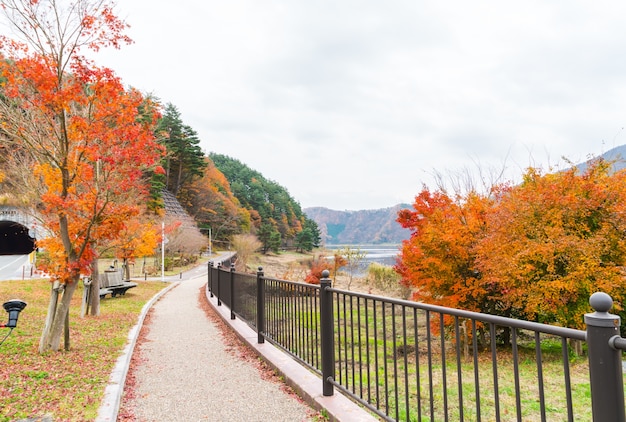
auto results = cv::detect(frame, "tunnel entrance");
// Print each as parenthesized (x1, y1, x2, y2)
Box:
(0, 221, 35, 255)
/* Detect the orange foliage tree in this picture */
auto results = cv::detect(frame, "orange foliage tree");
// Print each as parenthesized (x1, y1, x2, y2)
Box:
(396, 187, 494, 313)
(181, 157, 251, 242)
(112, 219, 162, 281)
(0, 0, 164, 352)
(305, 255, 333, 284)
(398, 161, 626, 332)
(476, 162, 626, 328)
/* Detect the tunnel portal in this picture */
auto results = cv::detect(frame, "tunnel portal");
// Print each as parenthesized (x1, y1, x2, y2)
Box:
(0, 220, 36, 255)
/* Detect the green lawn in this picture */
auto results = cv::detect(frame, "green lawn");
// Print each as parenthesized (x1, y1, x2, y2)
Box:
(0, 278, 168, 421)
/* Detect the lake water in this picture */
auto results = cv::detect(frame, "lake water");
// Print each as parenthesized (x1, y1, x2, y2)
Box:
(325, 244, 401, 275)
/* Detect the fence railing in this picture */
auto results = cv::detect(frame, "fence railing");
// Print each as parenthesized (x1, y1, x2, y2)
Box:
(207, 263, 626, 422)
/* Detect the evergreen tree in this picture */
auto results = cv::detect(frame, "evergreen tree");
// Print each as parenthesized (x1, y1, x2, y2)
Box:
(268, 231, 282, 254)
(157, 103, 205, 196)
(303, 218, 322, 248)
(295, 228, 314, 252)
(257, 223, 277, 254)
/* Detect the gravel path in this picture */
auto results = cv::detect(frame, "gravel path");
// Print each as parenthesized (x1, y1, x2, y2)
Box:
(119, 274, 316, 422)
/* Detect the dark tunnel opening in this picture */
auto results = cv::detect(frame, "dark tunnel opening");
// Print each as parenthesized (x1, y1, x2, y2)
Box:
(0, 221, 36, 255)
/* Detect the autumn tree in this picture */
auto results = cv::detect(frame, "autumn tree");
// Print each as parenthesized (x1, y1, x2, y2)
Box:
(396, 187, 494, 313)
(163, 216, 208, 258)
(0, 0, 164, 352)
(330, 251, 347, 279)
(304, 254, 332, 284)
(476, 162, 626, 329)
(180, 157, 250, 244)
(112, 218, 161, 281)
(398, 160, 626, 337)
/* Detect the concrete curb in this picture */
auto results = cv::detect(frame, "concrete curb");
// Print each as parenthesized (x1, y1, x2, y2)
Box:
(95, 281, 180, 422)
(203, 284, 379, 422)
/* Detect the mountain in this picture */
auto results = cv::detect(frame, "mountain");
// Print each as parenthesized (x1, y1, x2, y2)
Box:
(302, 145, 626, 246)
(304, 204, 412, 245)
(575, 144, 626, 173)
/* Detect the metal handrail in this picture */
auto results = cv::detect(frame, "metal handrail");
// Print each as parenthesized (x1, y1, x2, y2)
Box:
(208, 264, 625, 422)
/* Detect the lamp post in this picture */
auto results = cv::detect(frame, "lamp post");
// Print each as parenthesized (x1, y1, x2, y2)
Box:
(161, 221, 165, 282)
(0, 299, 27, 347)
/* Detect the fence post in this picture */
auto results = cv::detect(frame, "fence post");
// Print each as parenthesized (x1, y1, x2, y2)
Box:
(585, 292, 625, 422)
(320, 270, 335, 396)
(208, 261, 214, 297)
(217, 262, 222, 306)
(257, 267, 265, 344)
(230, 263, 236, 320)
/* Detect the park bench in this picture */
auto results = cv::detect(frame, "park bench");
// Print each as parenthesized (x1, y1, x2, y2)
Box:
(99, 270, 138, 298)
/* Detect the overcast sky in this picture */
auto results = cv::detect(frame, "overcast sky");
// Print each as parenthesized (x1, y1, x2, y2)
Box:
(91, 1, 626, 210)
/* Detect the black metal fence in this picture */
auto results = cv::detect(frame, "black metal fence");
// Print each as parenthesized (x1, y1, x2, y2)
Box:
(207, 262, 626, 422)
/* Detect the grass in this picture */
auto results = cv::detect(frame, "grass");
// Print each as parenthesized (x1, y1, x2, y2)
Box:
(0, 277, 168, 421)
(328, 297, 599, 422)
(258, 283, 600, 421)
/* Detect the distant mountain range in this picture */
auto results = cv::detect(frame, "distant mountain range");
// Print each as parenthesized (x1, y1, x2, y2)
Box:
(304, 204, 412, 245)
(304, 145, 626, 246)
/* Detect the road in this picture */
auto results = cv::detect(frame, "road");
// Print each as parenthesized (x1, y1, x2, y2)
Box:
(0, 251, 234, 282)
(0, 254, 32, 281)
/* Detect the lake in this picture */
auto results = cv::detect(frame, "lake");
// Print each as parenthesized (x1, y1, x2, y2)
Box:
(325, 244, 401, 275)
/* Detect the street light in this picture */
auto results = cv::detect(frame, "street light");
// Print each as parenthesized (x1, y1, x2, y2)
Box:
(0, 299, 27, 347)
(2, 299, 26, 328)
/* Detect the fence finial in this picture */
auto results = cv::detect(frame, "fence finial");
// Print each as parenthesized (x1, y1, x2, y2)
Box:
(590, 292, 613, 313)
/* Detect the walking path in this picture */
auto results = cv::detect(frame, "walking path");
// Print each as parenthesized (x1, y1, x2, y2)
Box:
(96, 264, 377, 422)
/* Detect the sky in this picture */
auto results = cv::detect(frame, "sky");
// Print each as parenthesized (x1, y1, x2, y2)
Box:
(60, 2, 626, 209)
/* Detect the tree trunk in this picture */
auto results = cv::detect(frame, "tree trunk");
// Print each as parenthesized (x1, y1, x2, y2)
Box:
(175, 160, 183, 195)
(38, 282, 60, 353)
(41, 277, 79, 352)
(123, 258, 131, 281)
(89, 259, 100, 316)
(569, 338, 583, 356)
(64, 310, 70, 351)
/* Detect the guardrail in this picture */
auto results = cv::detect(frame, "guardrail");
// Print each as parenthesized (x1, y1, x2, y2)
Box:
(207, 263, 626, 421)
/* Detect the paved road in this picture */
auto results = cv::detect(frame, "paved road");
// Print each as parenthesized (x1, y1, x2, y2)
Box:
(0, 254, 32, 281)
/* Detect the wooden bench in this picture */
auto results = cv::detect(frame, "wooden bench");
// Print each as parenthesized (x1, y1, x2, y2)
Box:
(99, 270, 138, 298)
